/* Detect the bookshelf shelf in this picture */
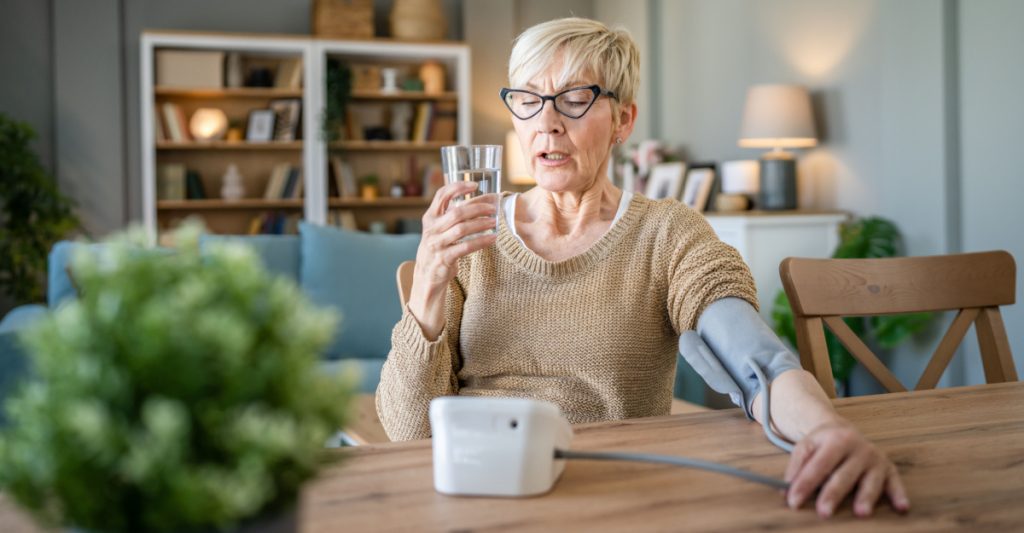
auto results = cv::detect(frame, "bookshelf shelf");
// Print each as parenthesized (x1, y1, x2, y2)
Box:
(328, 197, 432, 208)
(155, 87, 304, 98)
(329, 141, 449, 152)
(350, 90, 458, 101)
(156, 141, 304, 151)
(157, 199, 304, 210)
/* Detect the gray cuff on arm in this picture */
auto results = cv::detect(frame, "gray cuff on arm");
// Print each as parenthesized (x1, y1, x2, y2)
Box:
(678, 297, 802, 419)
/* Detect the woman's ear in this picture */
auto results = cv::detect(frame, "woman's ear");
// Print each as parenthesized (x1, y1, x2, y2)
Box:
(615, 102, 638, 144)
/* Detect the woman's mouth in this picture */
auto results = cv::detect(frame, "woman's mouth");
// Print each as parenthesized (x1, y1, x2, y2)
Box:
(537, 152, 571, 166)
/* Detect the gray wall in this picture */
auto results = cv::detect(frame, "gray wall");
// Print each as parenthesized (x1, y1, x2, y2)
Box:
(959, 0, 1024, 383)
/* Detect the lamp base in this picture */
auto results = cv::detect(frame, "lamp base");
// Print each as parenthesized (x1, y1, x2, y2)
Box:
(758, 158, 797, 210)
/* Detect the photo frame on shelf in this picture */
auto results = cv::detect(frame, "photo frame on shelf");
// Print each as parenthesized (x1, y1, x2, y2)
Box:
(680, 164, 717, 212)
(246, 109, 276, 142)
(269, 98, 302, 141)
(643, 162, 687, 200)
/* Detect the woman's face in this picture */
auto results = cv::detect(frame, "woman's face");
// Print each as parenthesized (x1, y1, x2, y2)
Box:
(511, 58, 636, 194)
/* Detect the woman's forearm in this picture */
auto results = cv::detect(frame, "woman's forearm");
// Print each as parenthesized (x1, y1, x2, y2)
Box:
(751, 369, 848, 442)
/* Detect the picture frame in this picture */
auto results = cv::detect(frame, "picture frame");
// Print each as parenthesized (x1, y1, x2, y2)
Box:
(643, 162, 687, 200)
(246, 109, 276, 142)
(269, 98, 302, 141)
(680, 164, 717, 212)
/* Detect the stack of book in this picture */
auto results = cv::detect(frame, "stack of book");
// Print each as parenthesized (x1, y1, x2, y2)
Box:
(410, 101, 457, 143)
(247, 212, 302, 235)
(263, 163, 304, 199)
(156, 102, 192, 142)
(157, 164, 207, 200)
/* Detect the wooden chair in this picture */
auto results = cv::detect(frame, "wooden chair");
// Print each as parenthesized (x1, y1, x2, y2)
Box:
(780, 251, 1018, 398)
(395, 261, 707, 415)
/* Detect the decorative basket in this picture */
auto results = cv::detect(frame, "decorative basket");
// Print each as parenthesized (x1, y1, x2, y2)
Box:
(390, 0, 447, 41)
(312, 0, 374, 39)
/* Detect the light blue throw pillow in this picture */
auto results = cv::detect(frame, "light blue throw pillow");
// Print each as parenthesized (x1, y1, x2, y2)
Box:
(299, 222, 420, 361)
(199, 234, 301, 282)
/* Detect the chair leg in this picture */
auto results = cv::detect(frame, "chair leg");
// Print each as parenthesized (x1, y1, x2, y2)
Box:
(976, 307, 1018, 383)
(794, 316, 837, 398)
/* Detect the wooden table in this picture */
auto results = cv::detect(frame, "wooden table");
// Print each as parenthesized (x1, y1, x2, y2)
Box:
(300, 382, 1024, 532)
(2, 383, 1021, 531)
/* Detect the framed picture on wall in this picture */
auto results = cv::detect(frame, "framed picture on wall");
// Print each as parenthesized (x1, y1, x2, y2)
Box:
(246, 109, 276, 142)
(680, 164, 716, 212)
(269, 98, 302, 141)
(644, 162, 687, 200)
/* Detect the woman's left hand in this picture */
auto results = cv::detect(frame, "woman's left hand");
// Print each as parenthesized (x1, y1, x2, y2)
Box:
(784, 421, 910, 518)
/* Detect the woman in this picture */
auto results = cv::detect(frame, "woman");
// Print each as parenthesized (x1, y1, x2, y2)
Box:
(377, 18, 909, 519)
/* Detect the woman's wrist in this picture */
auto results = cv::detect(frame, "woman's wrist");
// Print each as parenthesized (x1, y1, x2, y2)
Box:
(407, 284, 447, 341)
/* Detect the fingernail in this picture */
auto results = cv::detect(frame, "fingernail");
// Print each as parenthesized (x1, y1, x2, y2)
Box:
(855, 502, 872, 517)
(818, 503, 833, 518)
(788, 493, 801, 509)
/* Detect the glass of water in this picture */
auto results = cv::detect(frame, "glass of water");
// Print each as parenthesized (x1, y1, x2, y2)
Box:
(440, 145, 502, 239)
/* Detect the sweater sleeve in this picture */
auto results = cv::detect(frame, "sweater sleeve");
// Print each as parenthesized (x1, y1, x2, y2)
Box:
(375, 277, 466, 441)
(667, 212, 759, 333)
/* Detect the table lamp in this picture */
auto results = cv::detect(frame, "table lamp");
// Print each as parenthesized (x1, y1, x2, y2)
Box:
(738, 85, 817, 210)
(505, 130, 533, 185)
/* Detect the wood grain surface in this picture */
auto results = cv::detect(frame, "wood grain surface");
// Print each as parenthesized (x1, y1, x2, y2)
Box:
(3, 383, 1021, 532)
(300, 382, 1024, 532)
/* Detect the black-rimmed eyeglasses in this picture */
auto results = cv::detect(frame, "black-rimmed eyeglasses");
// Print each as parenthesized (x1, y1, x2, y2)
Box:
(499, 85, 618, 120)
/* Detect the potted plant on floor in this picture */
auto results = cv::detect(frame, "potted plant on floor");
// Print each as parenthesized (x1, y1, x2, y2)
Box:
(772, 217, 935, 395)
(0, 113, 80, 307)
(0, 223, 353, 532)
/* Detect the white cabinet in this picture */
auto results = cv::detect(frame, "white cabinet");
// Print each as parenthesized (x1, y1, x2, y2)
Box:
(704, 211, 848, 321)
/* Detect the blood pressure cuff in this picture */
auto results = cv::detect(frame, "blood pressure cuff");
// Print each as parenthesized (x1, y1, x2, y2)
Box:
(678, 297, 803, 420)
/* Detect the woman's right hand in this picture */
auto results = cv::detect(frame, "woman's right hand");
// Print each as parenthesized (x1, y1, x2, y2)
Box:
(407, 181, 498, 340)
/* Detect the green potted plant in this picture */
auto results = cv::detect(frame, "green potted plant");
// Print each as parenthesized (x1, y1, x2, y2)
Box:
(0, 113, 80, 305)
(772, 217, 935, 394)
(0, 223, 353, 532)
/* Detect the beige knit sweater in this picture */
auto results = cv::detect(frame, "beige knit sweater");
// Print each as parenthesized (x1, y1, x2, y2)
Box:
(376, 194, 758, 441)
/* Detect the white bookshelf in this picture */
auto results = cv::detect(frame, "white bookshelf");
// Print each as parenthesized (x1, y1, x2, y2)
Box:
(140, 30, 471, 243)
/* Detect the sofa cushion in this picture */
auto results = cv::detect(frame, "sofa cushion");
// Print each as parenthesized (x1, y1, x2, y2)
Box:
(200, 234, 301, 282)
(47, 241, 90, 308)
(299, 222, 419, 361)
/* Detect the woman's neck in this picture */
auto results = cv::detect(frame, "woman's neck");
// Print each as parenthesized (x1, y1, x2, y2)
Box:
(518, 178, 622, 238)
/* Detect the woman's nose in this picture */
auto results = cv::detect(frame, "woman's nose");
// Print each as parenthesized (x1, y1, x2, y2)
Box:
(534, 101, 565, 135)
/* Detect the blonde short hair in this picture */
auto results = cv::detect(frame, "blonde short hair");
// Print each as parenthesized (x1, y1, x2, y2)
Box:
(508, 17, 640, 107)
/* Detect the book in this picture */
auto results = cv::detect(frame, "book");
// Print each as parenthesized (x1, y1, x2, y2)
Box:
(411, 102, 434, 142)
(157, 163, 186, 201)
(263, 163, 291, 199)
(161, 102, 184, 142)
(428, 100, 457, 142)
(274, 58, 303, 89)
(185, 169, 206, 199)
(281, 166, 300, 198)
(154, 105, 167, 142)
(330, 156, 358, 197)
(291, 169, 304, 199)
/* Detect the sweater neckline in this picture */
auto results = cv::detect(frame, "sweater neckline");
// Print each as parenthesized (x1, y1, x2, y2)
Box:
(496, 191, 645, 279)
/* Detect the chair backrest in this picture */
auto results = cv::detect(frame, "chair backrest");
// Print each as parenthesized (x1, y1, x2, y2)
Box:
(397, 260, 415, 309)
(780, 250, 1018, 397)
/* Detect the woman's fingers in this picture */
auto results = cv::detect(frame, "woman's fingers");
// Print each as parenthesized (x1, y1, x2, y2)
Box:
(426, 181, 479, 219)
(815, 450, 870, 517)
(785, 428, 853, 510)
(885, 467, 911, 514)
(852, 463, 888, 517)
(437, 216, 498, 248)
(430, 199, 497, 236)
(441, 233, 498, 264)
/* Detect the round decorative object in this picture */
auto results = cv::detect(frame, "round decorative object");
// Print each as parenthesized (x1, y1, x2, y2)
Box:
(714, 193, 751, 212)
(189, 108, 228, 141)
(220, 163, 245, 201)
(419, 60, 446, 94)
(390, 0, 446, 41)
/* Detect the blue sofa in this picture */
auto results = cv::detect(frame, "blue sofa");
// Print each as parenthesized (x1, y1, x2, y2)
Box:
(0, 222, 421, 405)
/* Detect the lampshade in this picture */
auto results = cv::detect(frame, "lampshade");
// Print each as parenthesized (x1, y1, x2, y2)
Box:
(720, 160, 760, 194)
(189, 108, 228, 141)
(505, 130, 533, 185)
(738, 85, 817, 149)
